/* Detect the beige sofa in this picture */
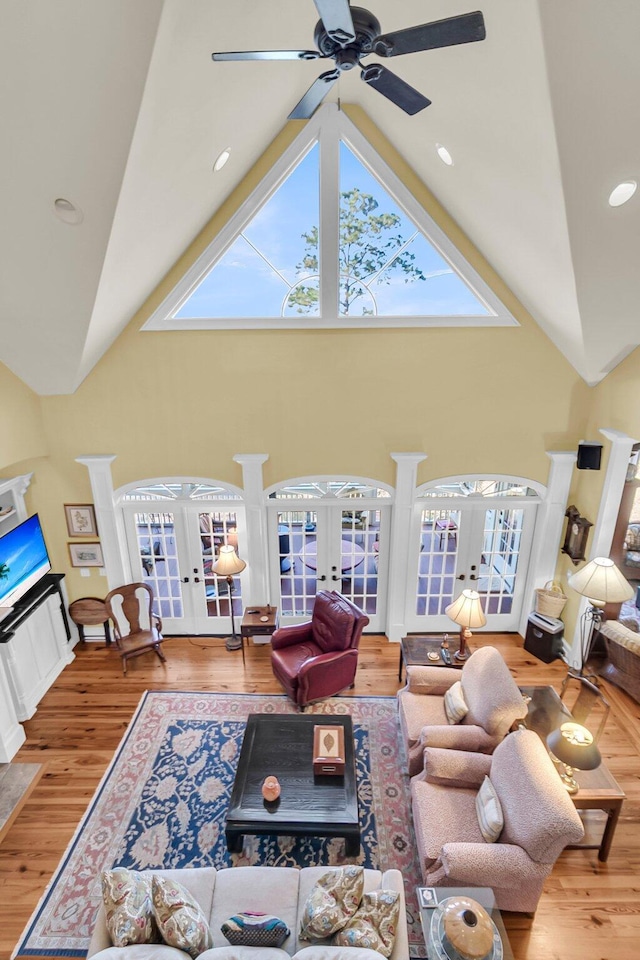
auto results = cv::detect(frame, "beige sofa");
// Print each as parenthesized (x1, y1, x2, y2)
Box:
(87, 865, 409, 960)
(599, 619, 640, 702)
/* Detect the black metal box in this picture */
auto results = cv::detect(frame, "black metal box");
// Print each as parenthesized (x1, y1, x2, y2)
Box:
(524, 613, 564, 663)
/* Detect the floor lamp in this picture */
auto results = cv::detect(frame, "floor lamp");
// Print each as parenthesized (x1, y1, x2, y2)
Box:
(568, 556, 634, 675)
(213, 545, 247, 652)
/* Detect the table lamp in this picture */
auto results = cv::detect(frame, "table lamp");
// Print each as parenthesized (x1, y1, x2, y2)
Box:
(568, 557, 634, 674)
(546, 721, 601, 794)
(445, 589, 486, 660)
(212, 545, 247, 652)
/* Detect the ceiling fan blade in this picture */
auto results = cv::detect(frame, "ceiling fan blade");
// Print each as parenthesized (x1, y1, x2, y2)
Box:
(313, 0, 356, 45)
(373, 11, 486, 58)
(212, 49, 322, 62)
(361, 65, 431, 116)
(288, 69, 340, 120)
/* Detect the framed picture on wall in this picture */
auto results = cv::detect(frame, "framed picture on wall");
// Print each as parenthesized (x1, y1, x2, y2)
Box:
(68, 542, 104, 568)
(65, 504, 98, 538)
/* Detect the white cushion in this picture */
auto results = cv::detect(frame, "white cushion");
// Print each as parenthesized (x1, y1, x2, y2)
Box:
(475, 775, 504, 842)
(200, 949, 290, 960)
(90, 948, 188, 959)
(443, 681, 468, 724)
(294, 948, 386, 960)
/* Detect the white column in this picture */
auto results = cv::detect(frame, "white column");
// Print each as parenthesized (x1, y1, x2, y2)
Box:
(233, 454, 269, 605)
(568, 429, 636, 663)
(518, 451, 576, 637)
(0, 473, 33, 525)
(386, 453, 427, 642)
(75, 456, 127, 589)
(592, 429, 636, 557)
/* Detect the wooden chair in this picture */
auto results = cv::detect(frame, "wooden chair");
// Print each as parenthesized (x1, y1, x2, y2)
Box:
(104, 582, 167, 675)
(560, 673, 610, 742)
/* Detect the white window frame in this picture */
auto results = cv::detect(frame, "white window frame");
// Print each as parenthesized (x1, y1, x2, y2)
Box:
(143, 104, 518, 332)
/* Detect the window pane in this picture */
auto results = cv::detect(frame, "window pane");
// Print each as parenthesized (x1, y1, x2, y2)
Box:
(175, 144, 320, 320)
(338, 142, 488, 318)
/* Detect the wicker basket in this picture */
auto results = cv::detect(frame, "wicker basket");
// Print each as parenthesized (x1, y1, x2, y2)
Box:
(534, 580, 568, 617)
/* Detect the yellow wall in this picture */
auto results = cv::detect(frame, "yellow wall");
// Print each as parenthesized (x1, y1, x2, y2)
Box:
(0, 361, 47, 472)
(4, 113, 596, 600)
(550, 347, 640, 641)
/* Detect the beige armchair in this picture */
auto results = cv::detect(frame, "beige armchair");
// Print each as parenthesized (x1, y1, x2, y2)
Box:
(411, 728, 585, 914)
(398, 645, 528, 775)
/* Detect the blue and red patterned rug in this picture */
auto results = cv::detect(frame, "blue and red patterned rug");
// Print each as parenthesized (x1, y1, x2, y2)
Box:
(14, 692, 425, 958)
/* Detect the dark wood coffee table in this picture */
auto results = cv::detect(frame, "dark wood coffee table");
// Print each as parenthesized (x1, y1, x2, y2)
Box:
(225, 714, 360, 855)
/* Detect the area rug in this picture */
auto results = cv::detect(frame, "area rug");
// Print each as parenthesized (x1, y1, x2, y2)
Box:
(14, 693, 425, 958)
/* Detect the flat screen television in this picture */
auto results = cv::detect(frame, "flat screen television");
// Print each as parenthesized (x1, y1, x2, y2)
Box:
(0, 514, 52, 609)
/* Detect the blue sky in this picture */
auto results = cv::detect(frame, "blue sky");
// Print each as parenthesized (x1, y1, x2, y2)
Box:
(175, 140, 488, 320)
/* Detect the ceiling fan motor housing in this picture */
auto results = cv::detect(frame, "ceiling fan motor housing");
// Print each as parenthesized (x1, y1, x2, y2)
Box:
(313, 6, 381, 65)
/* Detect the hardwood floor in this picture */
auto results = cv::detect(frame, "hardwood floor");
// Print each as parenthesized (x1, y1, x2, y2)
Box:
(1, 632, 639, 959)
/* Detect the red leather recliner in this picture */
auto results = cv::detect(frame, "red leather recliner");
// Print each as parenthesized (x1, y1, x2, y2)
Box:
(270, 591, 369, 708)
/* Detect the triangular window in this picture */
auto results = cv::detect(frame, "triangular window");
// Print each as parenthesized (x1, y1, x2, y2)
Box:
(145, 105, 516, 330)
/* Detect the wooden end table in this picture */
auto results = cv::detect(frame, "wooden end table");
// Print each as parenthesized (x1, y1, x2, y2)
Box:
(519, 684, 625, 862)
(399, 634, 469, 681)
(68, 597, 111, 644)
(240, 605, 278, 665)
(225, 713, 360, 856)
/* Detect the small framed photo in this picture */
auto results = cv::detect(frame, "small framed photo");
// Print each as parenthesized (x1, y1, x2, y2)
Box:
(418, 887, 438, 908)
(68, 542, 104, 568)
(65, 504, 98, 538)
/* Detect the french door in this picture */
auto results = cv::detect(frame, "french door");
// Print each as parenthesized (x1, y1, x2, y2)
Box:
(407, 495, 538, 633)
(122, 494, 246, 634)
(269, 494, 389, 632)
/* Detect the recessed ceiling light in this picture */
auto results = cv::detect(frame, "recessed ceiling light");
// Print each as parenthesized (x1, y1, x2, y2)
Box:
(436, 143, 453, 166)
(213, 147, 231, 172)
(53, 197, 83, 224)
(608, 180, 637, 207)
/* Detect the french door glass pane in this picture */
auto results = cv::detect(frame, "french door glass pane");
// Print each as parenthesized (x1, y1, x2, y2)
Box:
(478, 508, 523, 615)
(278, 510, 318, 617)
(136, 512, 182, 619)
(340, 509, 379, 615)
(199, 511, 242, 619)
(415, 508, 460, 616)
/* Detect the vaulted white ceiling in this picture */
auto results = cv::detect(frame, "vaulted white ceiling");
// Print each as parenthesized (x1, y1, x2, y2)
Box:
(2, 0, 639, 394)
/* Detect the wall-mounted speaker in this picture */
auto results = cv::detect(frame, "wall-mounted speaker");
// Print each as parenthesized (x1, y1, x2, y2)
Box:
(577, 442, 603, 470)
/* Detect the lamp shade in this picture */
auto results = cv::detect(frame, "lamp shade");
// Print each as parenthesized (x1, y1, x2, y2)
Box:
(445, 589, 487, 629)
(212, 545, 246, 577)
(547, 722, 601, 771)
(568, 556, 634, 604)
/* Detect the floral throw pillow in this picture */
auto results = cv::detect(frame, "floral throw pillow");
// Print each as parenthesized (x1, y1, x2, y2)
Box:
(151, 875, 212, 959)
(332, 889, 400, 958)
(299, 866, 365, 940)
(101, 867, 160, 948)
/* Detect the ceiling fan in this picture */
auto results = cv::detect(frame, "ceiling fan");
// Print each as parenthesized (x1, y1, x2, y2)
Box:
(212, 1, 485, 119)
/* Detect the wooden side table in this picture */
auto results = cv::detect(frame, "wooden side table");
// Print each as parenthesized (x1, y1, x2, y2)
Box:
(399, 634, 469, 680)
(239, 605, 278, 665)
(519, 684, 626, 861)
(68, 597, 111, 644)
